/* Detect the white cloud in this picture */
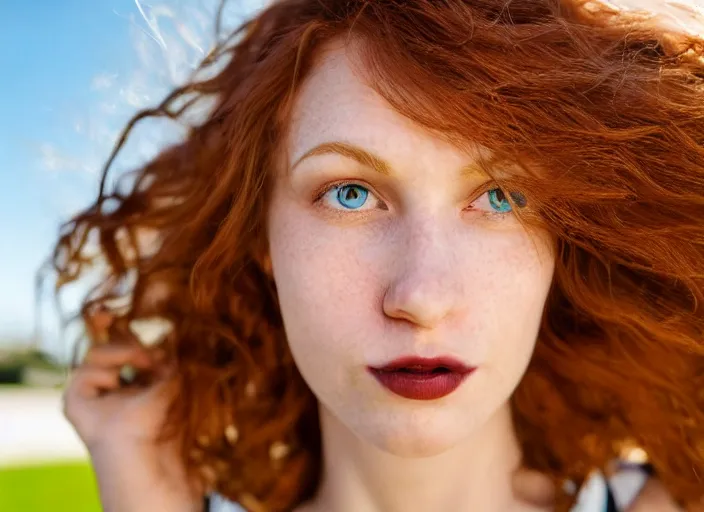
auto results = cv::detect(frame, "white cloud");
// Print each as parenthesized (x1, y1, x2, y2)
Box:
(38, 0, 268, 218)
(39, 144, 84, 172)
(119, 70, 153, 108)
(91, 72, 118, 90)
(98, 102, 118, 115)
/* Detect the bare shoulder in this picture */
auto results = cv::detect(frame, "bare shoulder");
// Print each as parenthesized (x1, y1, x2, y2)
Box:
(626, 479, 681, 512)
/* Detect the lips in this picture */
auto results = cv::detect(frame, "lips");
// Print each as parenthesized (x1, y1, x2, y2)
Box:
(368, 356, 475, 401)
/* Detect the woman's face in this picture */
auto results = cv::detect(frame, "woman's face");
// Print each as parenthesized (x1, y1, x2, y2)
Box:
(267, 42, 555, 457)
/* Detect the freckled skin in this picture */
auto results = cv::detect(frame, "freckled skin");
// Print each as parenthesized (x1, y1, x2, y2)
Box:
(267, 41, 555, 459)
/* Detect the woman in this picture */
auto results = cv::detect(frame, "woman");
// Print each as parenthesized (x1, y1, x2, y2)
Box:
(54, 0, 704, 510)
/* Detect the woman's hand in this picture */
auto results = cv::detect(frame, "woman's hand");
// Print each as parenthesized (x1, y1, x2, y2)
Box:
(62, 310, 203, 512)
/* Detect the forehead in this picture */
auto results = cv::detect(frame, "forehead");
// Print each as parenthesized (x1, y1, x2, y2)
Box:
(286, 42, 498, 179)
(285, 41, 491, 169)
(288, 42, 403, 146)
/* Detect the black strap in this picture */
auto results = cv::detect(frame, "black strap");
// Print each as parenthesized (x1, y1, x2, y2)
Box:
(605, 483, 619, 512)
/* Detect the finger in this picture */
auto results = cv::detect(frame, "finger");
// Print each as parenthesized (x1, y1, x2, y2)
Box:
(136, 360, 179, 403)
(67, 367, 122, 399)
(144, 358, 177, 389)
(83, 344, 153, 369)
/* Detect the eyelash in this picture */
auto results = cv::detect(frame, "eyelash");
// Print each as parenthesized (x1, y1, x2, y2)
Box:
(312, 180, 523, 218)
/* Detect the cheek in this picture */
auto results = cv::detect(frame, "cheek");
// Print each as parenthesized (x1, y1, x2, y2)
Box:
(470, 231, 554, 369)
(268, 206, 381, 371)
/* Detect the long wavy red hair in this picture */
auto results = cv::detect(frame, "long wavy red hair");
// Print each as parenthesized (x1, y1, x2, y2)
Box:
(48, 0, 704, 510)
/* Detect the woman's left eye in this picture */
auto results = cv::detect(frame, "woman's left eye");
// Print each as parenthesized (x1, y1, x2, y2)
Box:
(487, 188, 513, 213)
(319, 183, 382, 211)
(470, 187, 525, 215)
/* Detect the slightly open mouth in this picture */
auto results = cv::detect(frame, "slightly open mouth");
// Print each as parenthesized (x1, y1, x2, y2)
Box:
(393, 366, 452, 374)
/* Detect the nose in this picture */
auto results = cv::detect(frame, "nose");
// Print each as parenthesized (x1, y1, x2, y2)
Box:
(382, 219, 464, 330)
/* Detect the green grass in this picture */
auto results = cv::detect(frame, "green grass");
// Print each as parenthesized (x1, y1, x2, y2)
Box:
(0, 461, 101, 512)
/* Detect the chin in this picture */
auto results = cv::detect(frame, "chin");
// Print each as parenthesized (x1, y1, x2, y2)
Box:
(360, 410, 470, 458)
(379, 435, 457, 458)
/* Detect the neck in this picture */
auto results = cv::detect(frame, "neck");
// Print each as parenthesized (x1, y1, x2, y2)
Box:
(306, 403, 526, 512)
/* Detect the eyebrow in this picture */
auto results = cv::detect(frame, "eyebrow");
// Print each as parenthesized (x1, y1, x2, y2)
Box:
(290, 141, 492, 178)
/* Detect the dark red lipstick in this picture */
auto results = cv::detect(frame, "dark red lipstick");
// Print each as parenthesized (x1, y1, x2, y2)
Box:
(368, 356, 475, 401)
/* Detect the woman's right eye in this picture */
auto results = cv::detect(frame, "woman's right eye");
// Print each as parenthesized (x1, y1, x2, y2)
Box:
(318, 182, 384, 211)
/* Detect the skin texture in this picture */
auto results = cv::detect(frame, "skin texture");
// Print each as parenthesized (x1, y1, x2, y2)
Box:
(267, 41, 556, 512)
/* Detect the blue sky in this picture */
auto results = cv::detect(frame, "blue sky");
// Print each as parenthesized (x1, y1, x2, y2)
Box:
(0, 0, 264, 355)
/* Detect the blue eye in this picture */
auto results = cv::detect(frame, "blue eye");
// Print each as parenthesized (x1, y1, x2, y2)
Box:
(318, 182, 383, 213)
(487, 188, 512, 213)
(335, 184, 369, 209)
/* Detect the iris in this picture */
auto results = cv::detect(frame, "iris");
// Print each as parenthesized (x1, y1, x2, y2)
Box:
(336, 184, 369, 209)
(488, 188, 512, 213)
